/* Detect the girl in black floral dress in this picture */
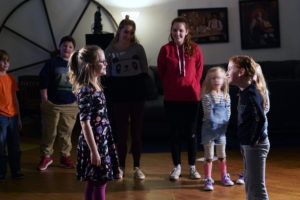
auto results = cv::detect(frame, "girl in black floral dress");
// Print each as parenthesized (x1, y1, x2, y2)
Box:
(68, 45, 120, 200)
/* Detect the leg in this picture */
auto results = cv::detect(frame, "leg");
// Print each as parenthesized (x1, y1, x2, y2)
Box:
(6, 116, 22, 176)
(57, 102, 78, 157)
(182, 101, 199, 165)
(164, 101, 182, 166)
(216, 142, 227, 178)
(40, 101, 60, 156)
(93, 181, 107, 200)
(203, 142, 214, 191)
(242, 139, 270, 200)
(129, 101, 145, 167)
(204, 142, 214, 178)
(0, 114, 8, 178)
(84, 181, 94, 200)
(113, 102, 130, 168)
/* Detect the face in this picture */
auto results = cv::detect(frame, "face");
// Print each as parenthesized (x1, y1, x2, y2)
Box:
(60, 41, 75, 60)
(119, 25, 135, 44)
(0, 57, 9, 73)
(171, 22, 188, 46)
(226, 61, 240, 86)
(95, 50, 107, 77)
(210, 71, 225, 90)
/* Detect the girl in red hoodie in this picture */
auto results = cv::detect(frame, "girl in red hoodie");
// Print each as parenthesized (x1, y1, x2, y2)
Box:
(157, 17, 204, 181)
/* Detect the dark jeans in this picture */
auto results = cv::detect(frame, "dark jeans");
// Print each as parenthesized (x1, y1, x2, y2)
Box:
(164, 101, 200, 166)
(0, 114, 21, 176)
(113, 101, 145, 168)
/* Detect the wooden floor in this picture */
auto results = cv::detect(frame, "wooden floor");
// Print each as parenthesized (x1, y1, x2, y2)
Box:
(1, 137, 300, 200)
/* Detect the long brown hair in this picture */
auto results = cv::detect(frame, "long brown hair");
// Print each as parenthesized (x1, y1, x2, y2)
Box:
(169, 17, 194, 57)
(229, 55, 267, 108)
(111, 15, 139, 44)
(68, 45, 103, 94)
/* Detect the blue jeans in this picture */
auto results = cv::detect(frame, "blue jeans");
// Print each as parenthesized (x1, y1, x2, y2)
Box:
(0, 114, 21, 176)
(241, 138, 270, 200)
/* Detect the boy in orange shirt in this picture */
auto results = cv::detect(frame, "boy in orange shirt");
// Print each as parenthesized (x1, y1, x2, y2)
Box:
(0, 50, 23, 180)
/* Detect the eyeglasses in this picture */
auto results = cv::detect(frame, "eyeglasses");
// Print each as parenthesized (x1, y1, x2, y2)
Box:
(123, 30, 134, 35)
(99, 60, 108, 65)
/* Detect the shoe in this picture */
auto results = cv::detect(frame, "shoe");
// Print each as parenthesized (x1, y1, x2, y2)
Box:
(169, 167, 181, 181)
(236, 173, 245, 184)
(189, 168, 201, 179)
(222, 173, 234, 186)
(203, 177, 214, 191)
(134, 167, 145, 180)
(12, 171, 24, 179)
(115, 167, 124, 179)
(37, 156, 53, 171)
(60, 156, 75, 169)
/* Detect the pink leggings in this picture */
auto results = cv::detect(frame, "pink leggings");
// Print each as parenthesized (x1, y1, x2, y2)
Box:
(84, 181, 107, 200)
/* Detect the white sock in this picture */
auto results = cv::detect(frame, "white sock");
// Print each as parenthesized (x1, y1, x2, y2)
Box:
(189, 165, 196, 170)
(176, 164, 181, 169)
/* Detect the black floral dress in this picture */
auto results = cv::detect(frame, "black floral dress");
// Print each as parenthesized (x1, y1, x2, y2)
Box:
(76, 85, 119, 181)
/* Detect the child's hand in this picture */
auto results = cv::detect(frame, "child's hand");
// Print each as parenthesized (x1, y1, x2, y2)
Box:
(18, 116, 22, 131)
(91, 151, 101, 166)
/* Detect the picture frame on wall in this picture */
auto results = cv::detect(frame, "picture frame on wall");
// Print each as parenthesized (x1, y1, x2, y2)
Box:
(178, 8, 229, 44)
(239, 0, 280, 49)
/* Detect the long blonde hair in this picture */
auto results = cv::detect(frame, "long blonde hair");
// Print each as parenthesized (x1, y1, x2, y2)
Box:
(201, 66, 229, 100)
(229, 55, 267, 108)
(254, 63, 269, 95)
(68, 45, 103, 94)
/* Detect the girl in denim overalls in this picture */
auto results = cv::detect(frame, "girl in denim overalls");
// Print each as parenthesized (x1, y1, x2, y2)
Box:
(200, 67, 234, 191)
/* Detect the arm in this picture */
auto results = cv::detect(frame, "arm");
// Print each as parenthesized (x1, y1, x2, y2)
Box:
(195, 45, 204, 84)
(80, 120, 101, 166)
(264, 90, 270, 114)
(250, 94, 266, 145)
(157, 46, 167, 80)
(104, 47, 113, 77)
(226, 95, 231, 120)
(40, 89, 48, 102)
(14, 92, 22, 131)
(39, 60, 50, 101)
(202, 94, 211, 121)
(138, 44, 148, 73)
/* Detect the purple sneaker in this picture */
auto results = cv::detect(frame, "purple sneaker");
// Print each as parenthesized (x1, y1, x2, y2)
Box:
(203, 177, 214, 191)
(236, 173, 245, 184)
(222, 173, 234, 186)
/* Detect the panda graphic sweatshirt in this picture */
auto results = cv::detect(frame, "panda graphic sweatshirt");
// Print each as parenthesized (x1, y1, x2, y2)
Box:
(105, 43, 148, 101)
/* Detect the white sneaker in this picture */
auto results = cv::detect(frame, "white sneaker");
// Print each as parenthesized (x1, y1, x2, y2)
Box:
(169, 167, 181, 181)
(134, 167, 145, 180)
(189, 168, 201, 179)
(236, 173, 245, 184)
(222, 173, 234, 186)
(115, 167, 124, 179)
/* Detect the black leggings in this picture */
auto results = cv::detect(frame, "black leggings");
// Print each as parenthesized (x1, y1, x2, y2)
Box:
(164, 101, 200, 166)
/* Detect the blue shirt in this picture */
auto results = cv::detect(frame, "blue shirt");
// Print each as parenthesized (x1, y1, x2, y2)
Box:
(237, 83, 266, 145)
(39, 57, 76, 105)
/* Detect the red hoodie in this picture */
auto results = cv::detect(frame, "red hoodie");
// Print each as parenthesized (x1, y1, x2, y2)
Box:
(157, 41, 203, 101)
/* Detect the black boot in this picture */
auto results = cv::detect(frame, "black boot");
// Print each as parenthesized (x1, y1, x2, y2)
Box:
(0, 154, 7, 180)
(9, 151, 24, 179)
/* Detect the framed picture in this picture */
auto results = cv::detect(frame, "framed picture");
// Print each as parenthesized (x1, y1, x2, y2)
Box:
(239, 0, 280, 49)
(178, 8, 229, 44)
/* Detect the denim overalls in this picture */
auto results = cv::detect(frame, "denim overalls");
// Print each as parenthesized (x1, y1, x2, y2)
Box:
(201, 94, 229, 144)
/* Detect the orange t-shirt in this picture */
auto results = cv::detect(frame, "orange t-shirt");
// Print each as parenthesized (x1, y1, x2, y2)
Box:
(0, 74, 19, 117)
